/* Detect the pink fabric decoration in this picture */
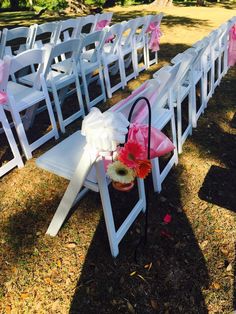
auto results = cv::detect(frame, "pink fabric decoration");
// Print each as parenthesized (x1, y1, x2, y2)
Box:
(0, 61, 8, 104)
(110, 81, 149, 113)
(95, 20, 110, 31)
(228, 24, 236, 67)
(0, 91, 8, 104)
(128, 123, 175, 159)
(146, 22, 162, 53)
(163, 214, 172, 224)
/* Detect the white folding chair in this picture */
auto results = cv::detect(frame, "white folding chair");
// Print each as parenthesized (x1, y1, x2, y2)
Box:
(167, 52, 197, 154)
(93, 12, 113, 31)
(1, 50, 59, 160)
(186, 40, 210, 128)
(0, 104, 24, 177)
(111, 67, 179, 193)
(119, 19, 138, 84)
(0, 26, 35, 59)
(102, 23, 126, 98)
(133, 16, 152, 74)
(20, 40, 85, 133)
(36, 128, 146, 258)
(30, 22, 59, 49)
(78, 31, 107, 110)
(76, 15, 98, 35)
(49, 31, 106, 112)
(145, 13, 164, 68)
(54, 18, 81, 43)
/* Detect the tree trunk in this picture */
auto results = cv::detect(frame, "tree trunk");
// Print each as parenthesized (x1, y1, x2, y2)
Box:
(196, 0, 205, 6)
(103, 0, 116, 8)
(66, 0, 91, 14)
(10, 0, 19, 10)
(150, 0, 173, 6)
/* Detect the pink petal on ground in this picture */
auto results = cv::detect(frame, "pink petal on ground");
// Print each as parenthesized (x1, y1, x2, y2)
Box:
(163, 214, 172, 224)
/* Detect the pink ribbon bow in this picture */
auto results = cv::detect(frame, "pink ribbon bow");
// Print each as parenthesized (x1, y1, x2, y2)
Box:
(147, 22, 162, 53)
(228, 24, 236, 67)
(0, 61, 8, 105)
(128, 123, 175, 159)
(95, 20, 110, 31)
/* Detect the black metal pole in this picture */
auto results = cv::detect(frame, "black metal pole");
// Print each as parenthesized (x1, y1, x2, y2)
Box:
(126, 96, 152, 245)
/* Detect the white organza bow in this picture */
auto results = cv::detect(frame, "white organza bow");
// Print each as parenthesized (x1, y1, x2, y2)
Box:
(81, 108, 130, 154)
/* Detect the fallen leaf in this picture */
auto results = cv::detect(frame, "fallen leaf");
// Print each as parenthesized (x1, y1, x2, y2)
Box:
(220, 248, 228, 255)
(5, 305, 11, 314)
(44, 277, 53, 285)
(57, 259, 62, 268)
(66, 242, 77, 249)
(137, 274, 147, 282)
(20, 293, 29, 300)
(200, 240, 208, 250)
(150, 299, 158, 310)
(127, 301, 135, 313)
(212, 282, 221, 290)
(226, 263, 232, 271)
(130, 271, 136, 276)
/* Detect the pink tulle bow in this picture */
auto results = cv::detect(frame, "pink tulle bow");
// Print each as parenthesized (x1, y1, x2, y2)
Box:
(128, 123, 175, 159)
(0, 91, 7, 104)
(228, 24, 236, 67)
(95, 20, 110, 31)
(0, 61, 8, 104)
(147, 22, 162, 53)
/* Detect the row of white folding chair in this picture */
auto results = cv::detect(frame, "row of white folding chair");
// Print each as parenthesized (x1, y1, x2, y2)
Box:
(154, 17, 234, 155)
(0, 104, 24, 177)
(0, 50, 59, 161)
(35, 64, 180, 256)
(0, 12, 113, 59)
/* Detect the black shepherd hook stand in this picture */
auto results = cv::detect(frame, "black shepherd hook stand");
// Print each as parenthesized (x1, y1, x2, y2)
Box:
(126, 96, 152, 258)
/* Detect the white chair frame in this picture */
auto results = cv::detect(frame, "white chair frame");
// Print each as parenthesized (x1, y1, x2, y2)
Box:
(0, 105, 24, 177)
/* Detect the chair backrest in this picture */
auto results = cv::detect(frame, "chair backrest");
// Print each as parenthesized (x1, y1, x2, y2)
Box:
(30, 22, 59, 48)
(43, 39, 81, 79)
(93, 12, 113, 31)
(6, 48, 46, 90)
(134, 16, 152, 45)
(79, 30, 106, 63)
(149, 13, 164, 27)
(77, 15, 98, 35)
(55, 18, 81, 43)
(120, 19, 138, 49)
(103, 23, 124, 55)
(0, 26, 35, 59)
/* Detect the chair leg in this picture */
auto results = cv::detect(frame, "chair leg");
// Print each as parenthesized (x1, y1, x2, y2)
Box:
(104, 63, 112, 99)
(41, 79, 59, 140)
(151, 158, 162, 193)
(9, 102, 33, 160)
(95, 160, 119, 257)
(46, 149, 96, 237)
(51, 82, 66, 133)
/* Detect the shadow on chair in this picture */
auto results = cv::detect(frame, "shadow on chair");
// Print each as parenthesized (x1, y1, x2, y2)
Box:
(69, 167, 209, 313)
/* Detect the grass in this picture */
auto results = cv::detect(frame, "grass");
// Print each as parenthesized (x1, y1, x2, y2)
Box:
(0, 3, 236, 313)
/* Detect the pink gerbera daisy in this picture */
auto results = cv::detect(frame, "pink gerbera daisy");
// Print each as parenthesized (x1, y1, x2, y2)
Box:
(118, 141, 145, 169)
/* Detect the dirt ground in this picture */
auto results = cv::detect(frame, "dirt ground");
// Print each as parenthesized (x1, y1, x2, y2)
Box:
(0, 4, 236, 314)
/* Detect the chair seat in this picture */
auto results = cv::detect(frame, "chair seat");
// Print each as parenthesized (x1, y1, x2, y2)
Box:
(36, 131, 100, 191)
(152, 107, 172, 130)
(19, 70, 75, 90)
(5, 81, 45, 111)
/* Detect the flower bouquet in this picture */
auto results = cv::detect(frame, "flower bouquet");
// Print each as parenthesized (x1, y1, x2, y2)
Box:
(107, 140, 152, 192)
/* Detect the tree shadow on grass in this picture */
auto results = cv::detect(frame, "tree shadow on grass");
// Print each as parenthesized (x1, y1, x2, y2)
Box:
(113, 11, 210, 28)
(69, 166, 209, 313)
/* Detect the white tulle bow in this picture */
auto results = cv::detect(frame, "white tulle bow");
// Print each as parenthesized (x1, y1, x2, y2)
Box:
(81, 108, 130, 153)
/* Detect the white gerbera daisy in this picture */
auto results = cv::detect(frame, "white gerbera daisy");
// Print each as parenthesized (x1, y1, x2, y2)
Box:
(107, 160, 135, 184)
